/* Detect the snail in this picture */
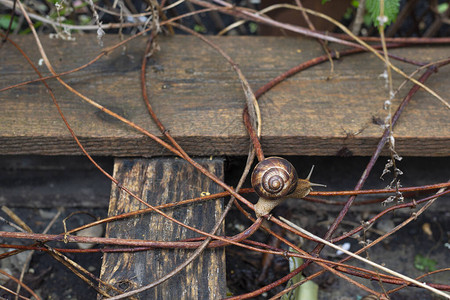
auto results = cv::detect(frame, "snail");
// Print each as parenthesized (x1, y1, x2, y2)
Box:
(251, 156, 325, 218)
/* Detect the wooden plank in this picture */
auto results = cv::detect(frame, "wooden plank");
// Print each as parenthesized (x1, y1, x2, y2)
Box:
(99, 157, 225, 299)
(0, 35, 449, 156)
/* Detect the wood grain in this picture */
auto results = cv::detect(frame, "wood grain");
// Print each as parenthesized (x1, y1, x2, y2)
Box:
(1, 35, 449, 156)
(99, 158, 225, 299)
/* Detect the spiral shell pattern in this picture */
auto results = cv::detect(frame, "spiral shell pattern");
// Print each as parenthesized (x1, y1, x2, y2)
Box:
(251, 157, 298, 199)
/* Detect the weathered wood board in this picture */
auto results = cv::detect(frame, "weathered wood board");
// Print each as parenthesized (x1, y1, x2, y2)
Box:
(0, 35, 449, 156)
(99, 157, 225, 299)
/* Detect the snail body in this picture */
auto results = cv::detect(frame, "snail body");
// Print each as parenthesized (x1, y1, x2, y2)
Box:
(251, 157, 324, 218)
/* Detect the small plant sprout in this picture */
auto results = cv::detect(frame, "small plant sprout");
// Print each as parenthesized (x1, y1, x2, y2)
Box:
(282, 247, 319, 300)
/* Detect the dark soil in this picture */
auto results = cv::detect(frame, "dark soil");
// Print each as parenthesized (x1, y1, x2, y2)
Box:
(0, 156, 448, 299)
(224, 156, 450, 299)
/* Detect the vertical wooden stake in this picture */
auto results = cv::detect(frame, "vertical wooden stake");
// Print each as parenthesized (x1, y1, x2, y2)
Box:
(99, 157, 225, 299)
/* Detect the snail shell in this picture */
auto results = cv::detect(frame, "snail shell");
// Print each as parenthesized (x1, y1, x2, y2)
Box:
(251, 157, 298, 200)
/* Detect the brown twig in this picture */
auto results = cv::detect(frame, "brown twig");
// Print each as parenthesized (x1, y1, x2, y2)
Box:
(310, 182, 450, 196)
(294, 0, 335, 75)
(233, 58, 449, 298)
(0, 217, 262, 249)
(0, 0, 17, 47)
(15, 209, 61, 300)
(332, 33, 450, 44)
(0, 7, 217, 93)
(45, 247, 116, 298)
(242, 106, 264, 162)
(4, 14, 265, 300)
(332, 189, 449, 241)
(274, 63, 445, 298)
(15, 0, 257, 239)
(272, 184, 450, 298)
(4, 1, 449, 298)
(0, 269, 40, 300)
(281, 217, 449, 298)
(317, 60, 448, 246)
(191, 0, 449, 107)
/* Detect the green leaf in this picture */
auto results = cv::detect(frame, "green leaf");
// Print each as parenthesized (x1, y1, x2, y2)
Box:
(414, 254, 437, 272)
(79, 15, 91, 25)
(193, 24, 206, 33)
(19, 21, 42, 35)
(281, 248, 318, 300)
(363, 13, 373, 27)
(344, 7, 354, 20)
(0, 14, 19, 31)
(366, 0, 400, 26)
(438, 3, 449, 14)
(321, 0, 331, 4)
(249, 22, 258, 34)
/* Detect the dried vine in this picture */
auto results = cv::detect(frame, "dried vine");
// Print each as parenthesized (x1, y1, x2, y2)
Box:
(0, 0, 449, 299)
